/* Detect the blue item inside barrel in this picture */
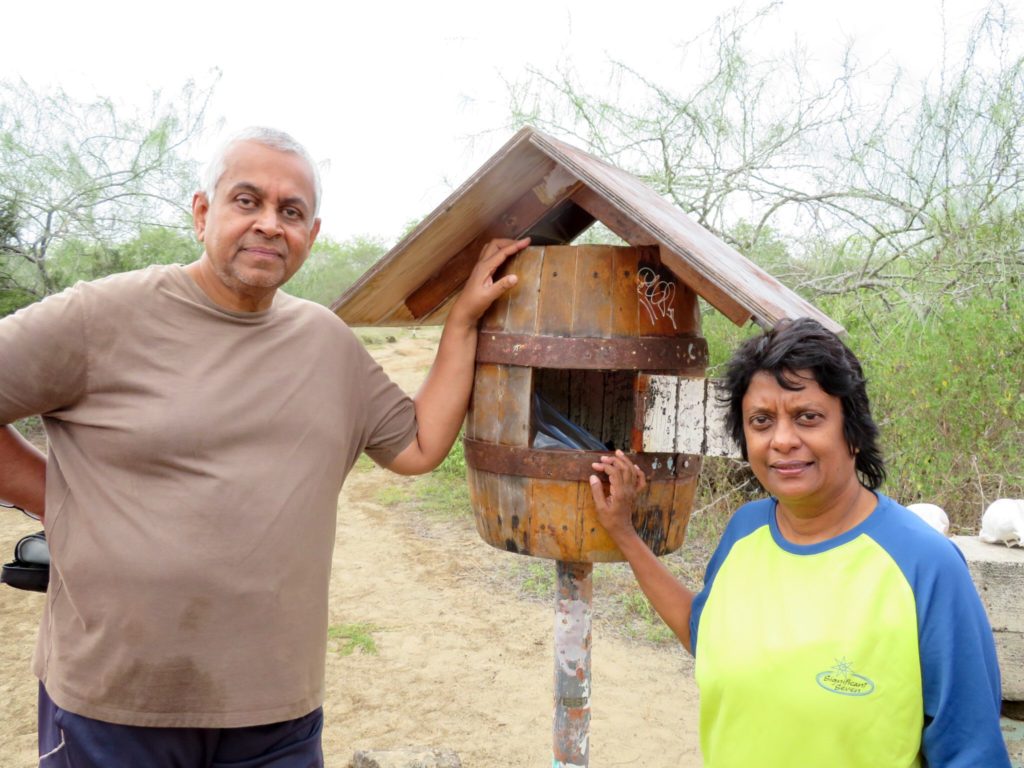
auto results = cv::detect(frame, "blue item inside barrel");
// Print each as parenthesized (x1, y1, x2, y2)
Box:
(531, 392, 609, 451)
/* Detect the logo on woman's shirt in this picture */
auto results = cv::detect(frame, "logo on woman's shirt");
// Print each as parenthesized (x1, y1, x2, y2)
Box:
(816, 657, 876, 696)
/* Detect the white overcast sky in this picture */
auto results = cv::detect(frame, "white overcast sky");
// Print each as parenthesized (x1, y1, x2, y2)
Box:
(2, 0, 1016, 243)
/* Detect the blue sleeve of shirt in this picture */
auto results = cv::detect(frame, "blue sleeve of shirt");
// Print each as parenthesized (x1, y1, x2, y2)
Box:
(689, 498, 773, 656)
(868, 496, 1010, 767)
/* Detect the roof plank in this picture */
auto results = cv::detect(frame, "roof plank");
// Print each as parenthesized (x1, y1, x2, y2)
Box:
(527, 131, 841, 333)
(404, 164, 583, 320)
(333, 127, 842, 336)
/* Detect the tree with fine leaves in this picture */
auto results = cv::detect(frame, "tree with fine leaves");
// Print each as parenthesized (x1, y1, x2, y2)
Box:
(0, 78, 215, 312)
(285, 235, 388, 307)
(507, 2, 1024, 309)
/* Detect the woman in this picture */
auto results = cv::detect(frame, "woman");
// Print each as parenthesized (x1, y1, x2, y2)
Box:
(590, 318, 1009, 767)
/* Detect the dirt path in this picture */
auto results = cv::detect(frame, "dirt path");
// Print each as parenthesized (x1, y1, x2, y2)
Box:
(0, 333, 702, 767)
(322, 465, 701, 767)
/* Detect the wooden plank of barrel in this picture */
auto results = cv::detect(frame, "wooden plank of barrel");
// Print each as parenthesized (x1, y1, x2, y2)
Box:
(466, 245, 707, 563)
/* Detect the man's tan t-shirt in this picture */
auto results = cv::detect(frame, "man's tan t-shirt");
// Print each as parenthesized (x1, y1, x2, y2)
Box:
(0, 265, 418, 727)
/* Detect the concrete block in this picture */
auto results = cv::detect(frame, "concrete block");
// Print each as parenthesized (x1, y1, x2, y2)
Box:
(952, 536, 1024, 701)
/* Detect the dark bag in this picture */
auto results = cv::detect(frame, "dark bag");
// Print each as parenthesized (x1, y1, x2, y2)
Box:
(1, 531, 50, 592)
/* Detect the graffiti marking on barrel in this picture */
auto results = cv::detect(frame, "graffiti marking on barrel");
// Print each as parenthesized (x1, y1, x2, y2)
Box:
(637, 267, 678, 330)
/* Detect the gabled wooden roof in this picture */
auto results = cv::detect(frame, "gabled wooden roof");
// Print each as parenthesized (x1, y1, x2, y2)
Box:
(332, 127, 841, 334)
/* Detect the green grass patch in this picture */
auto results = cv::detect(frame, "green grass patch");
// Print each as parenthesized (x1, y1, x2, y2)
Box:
(327, 622, 381, 656)
(374, 484, 414, 507)
(354, 325, 442, 350)
(359, 333, 398, 346)
(352, 454, 375, 473)
(513, 560, 557, 600)
(413, 439, 472, 518)
(618, 591, 677, 644)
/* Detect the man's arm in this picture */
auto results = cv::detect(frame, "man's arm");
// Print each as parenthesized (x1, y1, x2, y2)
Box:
(589, 451, 696, 651)
(0, 424, 46, 521)
(385, 238, 529, 476)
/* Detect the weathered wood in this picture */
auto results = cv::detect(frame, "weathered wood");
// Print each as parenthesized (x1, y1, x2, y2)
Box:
(499, 366, 532, 446)
(476, 333, 707, 371)
(463, 440, 690, 482)
(469, 364, 502, 443)
(610, 247, 640, 337)
(669, 473, 698, 549)
(466, 245, 707, 563)
(574, 370, 606, 442)
(529, 480, 585, 561)
(397, 158, 583, 322)
(480, 261, 513, 334)
(530, 131, 839, 332)
(464, 440, 699, 562)
(472, 469, 535, 557)
(676, 378, 707, 454)
(537, 367, 570, 415)
(467, 471, 490, 543)
(404, 170, 569, 319)
(420, 291, 459, 327)
(525, 199, 595, 245)
(334, 131, 553, 324)
(538, 247, 576, 336)
(639, 375, 740, 458)
(638, 250, 687, 337)
(572, 245, 614, 338)
(567, 368, 586, 438)
(641, 374, 678, 453)
(473, 470, 522, 555)
(601, 372, 634, 452)
(504, 247, 544, 335)
(571, 186, 657, 247)
(334, 126, 841, 336)
(498, 473, 531, 553)
(703, 379, 735, 458)
(655, 245, 749, 328)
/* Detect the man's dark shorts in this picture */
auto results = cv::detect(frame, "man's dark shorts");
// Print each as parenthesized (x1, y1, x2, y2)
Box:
(38, 684, 324, 768)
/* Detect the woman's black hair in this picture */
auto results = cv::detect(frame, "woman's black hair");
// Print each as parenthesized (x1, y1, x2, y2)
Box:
(720, 317, 886, 490)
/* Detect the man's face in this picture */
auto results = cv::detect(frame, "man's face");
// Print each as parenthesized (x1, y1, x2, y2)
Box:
(192, 141, 320, 308)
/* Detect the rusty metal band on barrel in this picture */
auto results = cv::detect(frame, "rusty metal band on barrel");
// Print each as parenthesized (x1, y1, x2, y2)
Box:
(462, 438, 700, 482)
(475, 332, 708, 371)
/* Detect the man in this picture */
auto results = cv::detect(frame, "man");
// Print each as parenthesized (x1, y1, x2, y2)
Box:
(0, 127, 527, 766)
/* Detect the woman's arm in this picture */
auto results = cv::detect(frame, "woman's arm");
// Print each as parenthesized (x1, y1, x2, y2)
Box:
(589, 450, 696, 651)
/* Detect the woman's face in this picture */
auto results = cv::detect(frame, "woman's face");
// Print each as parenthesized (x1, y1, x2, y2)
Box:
(741, 369, 859, 516)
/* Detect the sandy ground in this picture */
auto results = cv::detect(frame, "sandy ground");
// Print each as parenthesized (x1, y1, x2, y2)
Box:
(0, 333, 703, 767)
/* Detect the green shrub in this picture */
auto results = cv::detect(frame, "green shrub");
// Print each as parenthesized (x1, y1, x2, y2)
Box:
(697, 288, 1024, 535)
(838, 290, 1024, 532)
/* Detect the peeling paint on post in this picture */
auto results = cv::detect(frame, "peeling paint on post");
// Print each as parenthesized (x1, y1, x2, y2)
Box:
(553, 560, 592, 768)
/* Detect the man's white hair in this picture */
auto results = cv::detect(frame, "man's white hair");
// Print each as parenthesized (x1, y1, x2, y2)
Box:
(203, 127, 322, 217)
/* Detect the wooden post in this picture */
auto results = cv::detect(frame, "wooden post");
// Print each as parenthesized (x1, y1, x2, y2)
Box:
(553, 560, 592, 767)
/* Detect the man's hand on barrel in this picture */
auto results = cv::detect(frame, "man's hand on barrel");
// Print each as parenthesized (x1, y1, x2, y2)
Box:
(589, 450, 647, 542)
(449, 238, 529, 325)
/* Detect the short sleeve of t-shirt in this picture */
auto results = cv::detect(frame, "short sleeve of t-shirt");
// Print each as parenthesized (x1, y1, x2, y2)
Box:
(0, 284, 89, 423)
(354, 342, 417, 465)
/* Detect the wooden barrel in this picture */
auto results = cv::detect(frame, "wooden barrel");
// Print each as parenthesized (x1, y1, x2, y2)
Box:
(464, 245, 706, 563)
